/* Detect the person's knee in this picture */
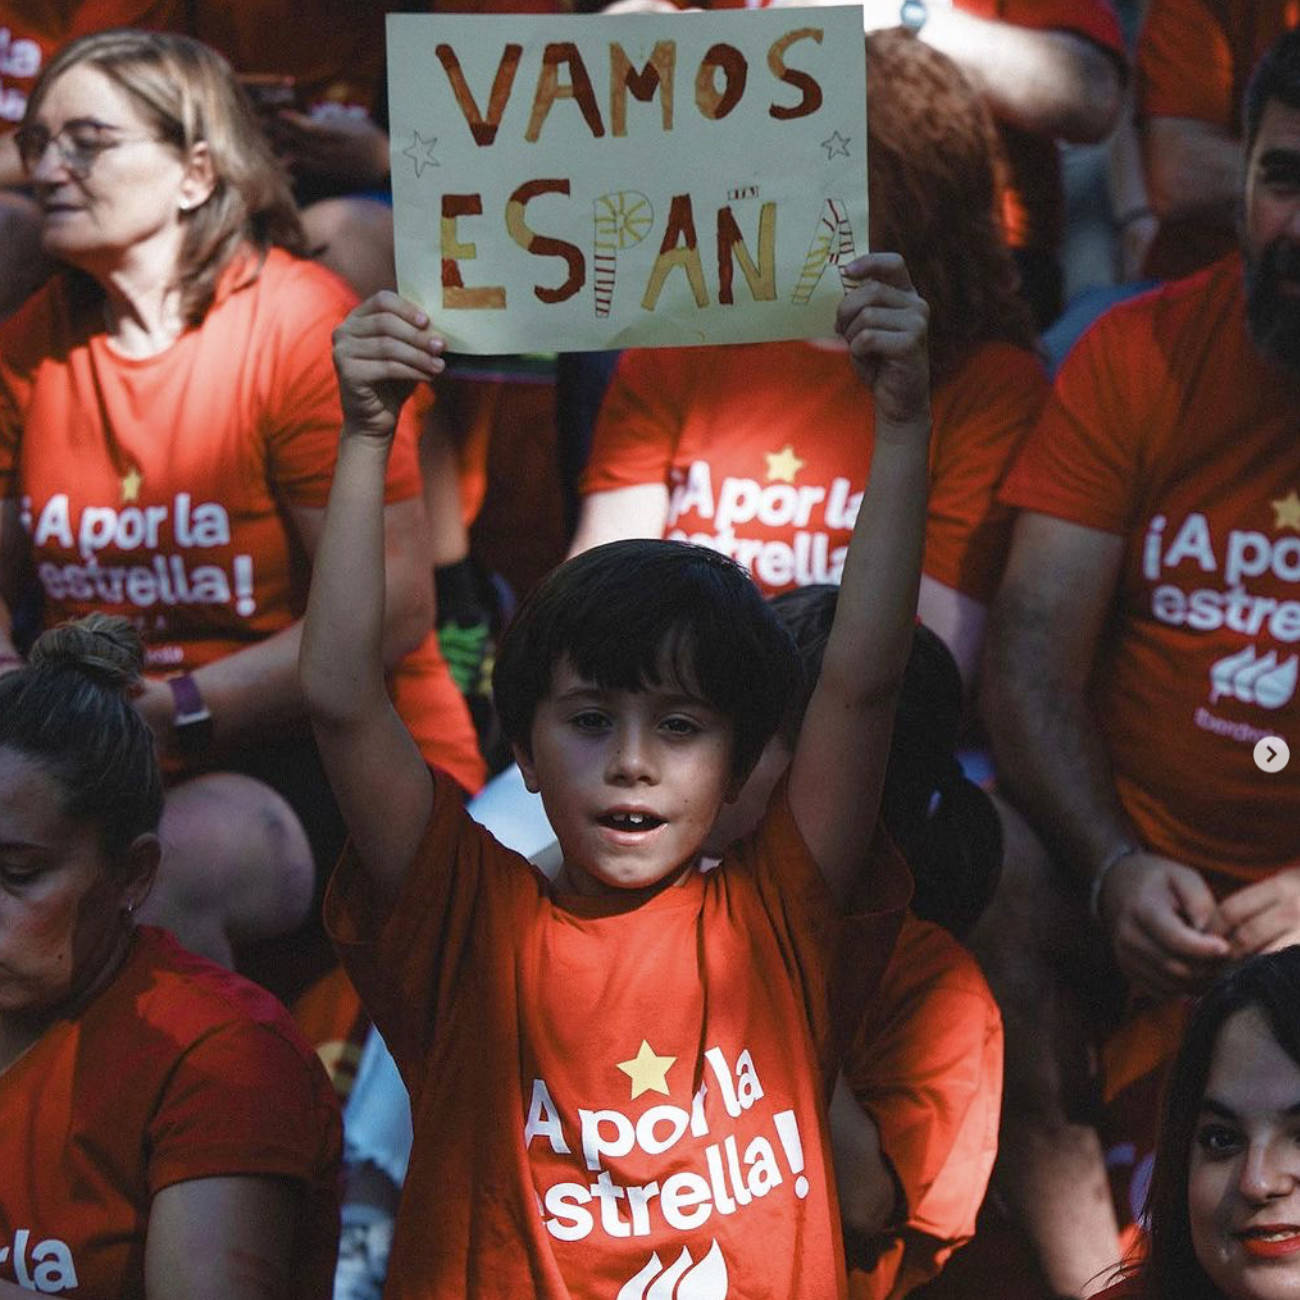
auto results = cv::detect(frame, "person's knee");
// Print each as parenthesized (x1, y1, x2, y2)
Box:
(152, 772, 315, 948)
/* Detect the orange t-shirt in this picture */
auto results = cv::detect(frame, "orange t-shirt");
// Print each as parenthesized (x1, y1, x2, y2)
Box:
(0, 249, 485, 793)
(1000, 257, 1300, 881)
(326, 772, 910, 1298)
(0, 926, 341, 1298)
(582, 339, 1046, 604)
(845, 915, 1003, 1300)
(0, 1, 179, 130)
(1137, 0, 1300, 279)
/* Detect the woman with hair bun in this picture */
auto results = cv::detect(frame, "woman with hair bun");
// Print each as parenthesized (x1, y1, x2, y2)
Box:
(0, 28, 483, 976)
(0, 613, 341, 1299)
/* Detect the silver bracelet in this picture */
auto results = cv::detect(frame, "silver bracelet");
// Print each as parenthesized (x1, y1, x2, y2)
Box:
(1088, 841, 1141, 922)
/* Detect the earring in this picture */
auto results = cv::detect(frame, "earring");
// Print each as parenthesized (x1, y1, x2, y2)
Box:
(178, 198, 191, 212)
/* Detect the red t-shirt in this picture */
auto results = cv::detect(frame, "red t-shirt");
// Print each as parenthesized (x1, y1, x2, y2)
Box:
(1137, 0, 1300, 279)
(0, 249, 485, 792)
(1000, 257, 1300, 881)
(845, 915, 1002, 1300)
(326, 772, 910, 1298)
(0, 2, 179, 130)
(582, 339, 1046, 604)
(0, 926, 341, 1298)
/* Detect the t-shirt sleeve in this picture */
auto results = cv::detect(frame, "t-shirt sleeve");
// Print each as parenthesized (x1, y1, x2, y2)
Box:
(147, 1020, 341, 1194)
(1138, 0, 1234, 124)
(924, 346, 1048, 602)
(844, 944, 1002, 1275)
(325, 771, 539, 1097)
(731, 780, 911, 1087)
(260, 262, 422, 510)
(994, 0, 1125, 57)
(579, 348, 692, 495)
(998, 305, 1154, 534)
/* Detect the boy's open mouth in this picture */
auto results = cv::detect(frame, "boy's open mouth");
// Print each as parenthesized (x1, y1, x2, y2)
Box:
(597, 811, 665, 832)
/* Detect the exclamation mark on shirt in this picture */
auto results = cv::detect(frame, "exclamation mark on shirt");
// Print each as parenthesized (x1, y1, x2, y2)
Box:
(773, 1110, 809, 1198)
(233, 556, 255, 617)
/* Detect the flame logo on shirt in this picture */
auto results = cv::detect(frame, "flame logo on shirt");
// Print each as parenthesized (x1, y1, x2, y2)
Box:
(1209, 644, 1299, 710)
(616, 1240, 728, 1299)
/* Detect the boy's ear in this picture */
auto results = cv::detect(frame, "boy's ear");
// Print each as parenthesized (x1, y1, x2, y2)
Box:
(513, 742, 540, 794)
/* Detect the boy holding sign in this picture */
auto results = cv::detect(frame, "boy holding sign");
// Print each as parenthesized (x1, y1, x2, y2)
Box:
(301, 253, 924, 1297)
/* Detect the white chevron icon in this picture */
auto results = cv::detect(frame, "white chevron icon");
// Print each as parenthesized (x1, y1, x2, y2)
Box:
(1209, 645, 1299, 709)
(615, 1240, 729, 1299)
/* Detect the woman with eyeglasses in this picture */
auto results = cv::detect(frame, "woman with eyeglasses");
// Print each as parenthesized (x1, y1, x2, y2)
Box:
(0, 613, 342, 1300)
(0, 29, 483, 986)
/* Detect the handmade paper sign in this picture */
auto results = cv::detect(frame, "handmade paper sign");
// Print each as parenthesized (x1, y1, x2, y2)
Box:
(387, 7, 867, 353)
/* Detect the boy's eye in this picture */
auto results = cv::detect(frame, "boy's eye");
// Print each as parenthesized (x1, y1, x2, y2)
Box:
(660, 715, 701, 736)
(1195, 1123, 1243, 1158)
(570, 710, 610, 733)
(0, 861, 41, 888)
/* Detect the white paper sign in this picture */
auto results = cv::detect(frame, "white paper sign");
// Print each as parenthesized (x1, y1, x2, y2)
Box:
(387, 8, 867, 353)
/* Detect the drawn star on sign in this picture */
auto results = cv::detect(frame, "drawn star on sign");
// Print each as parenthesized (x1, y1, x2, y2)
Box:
(1272, 489, 1300, 531)
(402, 130, 440, 178)
(121, 466, 143, 503)
(820, 130, 851, 160)
(617, 1040, 676, 1099)
(766, 445, 805, 484)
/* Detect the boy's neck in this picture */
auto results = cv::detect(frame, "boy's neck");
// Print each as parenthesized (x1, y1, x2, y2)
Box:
(553, 857, 699, 910)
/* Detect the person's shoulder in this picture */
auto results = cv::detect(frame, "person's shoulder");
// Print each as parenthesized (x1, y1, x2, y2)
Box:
(883, 915, 996, 1006)
(258, 247, 357, 310)
(109, 927, 316, 1059)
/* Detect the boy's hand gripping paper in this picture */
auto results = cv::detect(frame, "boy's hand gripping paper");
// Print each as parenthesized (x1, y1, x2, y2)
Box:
(387, 8, 868, 353)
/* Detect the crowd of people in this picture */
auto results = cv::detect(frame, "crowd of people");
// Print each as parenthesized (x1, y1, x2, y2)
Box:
(0, 1, 1297, 1299)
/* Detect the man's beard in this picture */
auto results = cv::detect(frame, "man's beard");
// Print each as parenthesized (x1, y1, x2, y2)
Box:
(1245, 237, 1300, 371)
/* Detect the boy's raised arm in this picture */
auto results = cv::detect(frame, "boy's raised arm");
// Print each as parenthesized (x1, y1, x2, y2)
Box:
(788, 253, 932, 907)
(300, 293, 446, 904)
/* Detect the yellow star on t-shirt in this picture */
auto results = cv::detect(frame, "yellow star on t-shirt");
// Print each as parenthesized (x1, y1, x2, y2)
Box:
(616, 1040, 676, 1100)
(120, 466, 143, 503)
(765, 444, 804, 484)
(1272, 489, 1300, 531)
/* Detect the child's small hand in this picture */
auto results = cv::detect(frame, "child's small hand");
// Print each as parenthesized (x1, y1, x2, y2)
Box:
(332, 292, 446, 442)
(835, 253, 931, 431)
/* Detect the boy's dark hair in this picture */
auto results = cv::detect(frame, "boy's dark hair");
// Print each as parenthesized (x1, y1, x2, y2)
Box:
(769, 585, 1001, 936)
(0, 613, 163, 865)
(1244, 28, 1300, 155)
(493, 540, 800, 780)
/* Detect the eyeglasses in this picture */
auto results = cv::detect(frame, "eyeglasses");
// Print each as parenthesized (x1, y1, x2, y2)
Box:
(14, 118, 158, 178)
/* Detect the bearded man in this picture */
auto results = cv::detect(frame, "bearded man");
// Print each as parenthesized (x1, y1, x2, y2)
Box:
(968, 29, 1300, 1299)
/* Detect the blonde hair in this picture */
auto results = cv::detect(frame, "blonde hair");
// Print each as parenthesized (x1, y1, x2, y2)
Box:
(26, 28, 307, 325)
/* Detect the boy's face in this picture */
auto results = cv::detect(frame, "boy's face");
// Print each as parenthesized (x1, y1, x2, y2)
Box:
(516, 658, 737, 897)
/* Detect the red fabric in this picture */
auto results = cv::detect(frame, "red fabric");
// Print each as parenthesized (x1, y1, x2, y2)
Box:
(326, 771, 910, 1298)
(0, 250, 484, 792)
(1091, 1277, 1143, 1299)
(1137, 0, 1300, 278)
(0, 1, 179, 130)
(186, 0, 391, 114)
(1000, 258, 1300, 881)
(582, 339, 1045, 603)
(0, 926, 341, 1298)
(845, 916, 1002, 1300)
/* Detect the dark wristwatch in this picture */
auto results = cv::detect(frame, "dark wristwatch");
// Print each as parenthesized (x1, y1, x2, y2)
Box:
(900, 0, 928, 31)
(168, 673, 214, 756)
